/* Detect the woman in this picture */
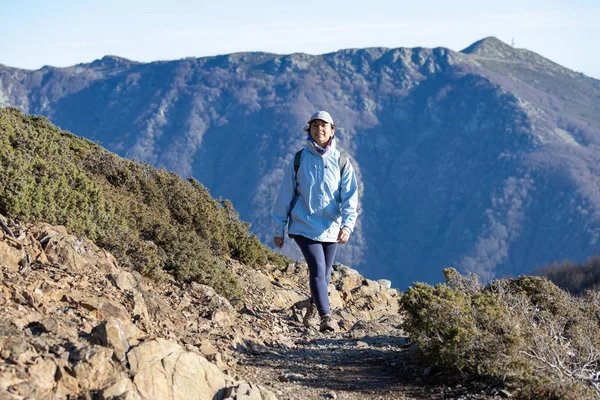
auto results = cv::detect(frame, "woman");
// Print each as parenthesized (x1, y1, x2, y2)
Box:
(272, 111, 359, 332)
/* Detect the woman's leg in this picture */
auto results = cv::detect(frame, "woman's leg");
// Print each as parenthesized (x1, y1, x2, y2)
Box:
(322, 241, 339, 288)
(294, 236, 337, 316)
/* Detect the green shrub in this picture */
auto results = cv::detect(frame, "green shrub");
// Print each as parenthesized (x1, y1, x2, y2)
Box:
(401, 268, 600, 399)
(0, 107, 289, 298)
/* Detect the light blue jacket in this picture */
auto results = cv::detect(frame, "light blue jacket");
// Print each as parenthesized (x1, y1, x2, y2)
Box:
(272, 138, 359, 242)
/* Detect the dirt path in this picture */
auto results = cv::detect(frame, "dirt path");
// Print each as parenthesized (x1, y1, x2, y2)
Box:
(235, 314, 501, 400)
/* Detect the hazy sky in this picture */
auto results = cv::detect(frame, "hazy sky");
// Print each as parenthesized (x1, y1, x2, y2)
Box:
(2, 0, 599, 79)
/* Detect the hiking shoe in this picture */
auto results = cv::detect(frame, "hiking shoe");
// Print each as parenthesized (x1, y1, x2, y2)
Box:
(319, 314, 337, 332)
(303, 300, 317, 327)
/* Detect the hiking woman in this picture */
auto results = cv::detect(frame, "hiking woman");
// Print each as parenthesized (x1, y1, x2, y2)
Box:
(272, 111, 359, 332)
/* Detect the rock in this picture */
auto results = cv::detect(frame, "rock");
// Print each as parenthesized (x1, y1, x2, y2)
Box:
(332, 263, 361, 277)
(59, 291, 130, 322)
(28, 222, 68, 242)
(37, 317, 60, 334)
(245, 340, 275, 355)
(347, 318, 404, 340)
(206, 352, 225, 369)
(27, 358, 56, 393)
(92, 318, 130, 362)
(499, 389, 513, 398)
(131, 290, 150, 322)
(187, 283, 236, 328)
(138, 291, 185, 333)
(279, 373, 304, 382)
(377, 279, 392, 289)
(43, 233, 119, 275)
(223, 382, 277, 400)
(199, 339, 219, 356)
(165, 350, 229, 397)
(188, 283, 232, 308)
(3, 337, 37, 366)
(70, 345, 116, 391)
(99, 373, 141, 400)
(332, 265, 364, 298)
(271, 287, 305, 310)
(324, 392, 338, 399)
(127, 338, 229, 400)
(353, 279, 381, 297)
(212, 309, 233, 327)
(0, 240, 25, 272)
(328, 284, 344, 310)
(110, 271, 138, 291)
(55, 366, 80, 398)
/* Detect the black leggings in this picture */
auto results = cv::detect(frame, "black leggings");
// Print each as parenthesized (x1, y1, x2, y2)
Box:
(293, 235, 339, 316)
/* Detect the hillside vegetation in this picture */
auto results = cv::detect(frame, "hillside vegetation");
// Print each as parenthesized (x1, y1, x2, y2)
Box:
(402, 268, 600, 399)
(0, 107, 287, 298)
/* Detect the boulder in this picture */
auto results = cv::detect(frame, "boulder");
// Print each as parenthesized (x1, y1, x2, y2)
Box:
(127, 338, 230, 400)
(43, 233, 119, 275)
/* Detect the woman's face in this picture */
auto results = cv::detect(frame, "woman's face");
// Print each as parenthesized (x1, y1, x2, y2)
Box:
(310, 119, 335, 147)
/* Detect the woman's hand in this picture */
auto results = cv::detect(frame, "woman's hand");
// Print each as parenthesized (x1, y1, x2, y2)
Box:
(274, 236, 284, 248)
(337, 228, 350, 244)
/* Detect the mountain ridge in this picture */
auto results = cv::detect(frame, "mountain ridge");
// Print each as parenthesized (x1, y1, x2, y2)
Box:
(3, 37, 598, 82)
(1, 37, 599, 289)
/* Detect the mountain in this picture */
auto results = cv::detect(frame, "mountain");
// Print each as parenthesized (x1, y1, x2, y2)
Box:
(1, 37, 599, 288)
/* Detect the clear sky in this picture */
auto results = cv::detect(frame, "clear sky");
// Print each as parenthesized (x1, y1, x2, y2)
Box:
(1, 0, 599, 79)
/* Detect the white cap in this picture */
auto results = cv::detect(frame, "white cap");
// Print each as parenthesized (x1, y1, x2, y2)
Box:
(308, 111, 334, 126)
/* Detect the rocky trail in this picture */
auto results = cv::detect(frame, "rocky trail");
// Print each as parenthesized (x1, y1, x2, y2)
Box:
(0, 219, 506, 399)
(237, 326, 414, 399)
(232, 307, 502, 400)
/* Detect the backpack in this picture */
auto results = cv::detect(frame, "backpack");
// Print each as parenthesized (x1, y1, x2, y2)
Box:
(293, 149, 348, 180)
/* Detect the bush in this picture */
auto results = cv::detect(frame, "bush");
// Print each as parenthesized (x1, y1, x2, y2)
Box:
(0, 108, 290, 298)
(401, 268, 600, 399)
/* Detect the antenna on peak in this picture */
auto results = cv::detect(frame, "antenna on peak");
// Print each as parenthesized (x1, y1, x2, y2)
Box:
(511, 38, 515, 47)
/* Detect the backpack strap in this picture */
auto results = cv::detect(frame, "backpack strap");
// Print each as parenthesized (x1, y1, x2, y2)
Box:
(339, 155, 348, 178)
(294, 149, 303, 177)
(291, 149, 304, 211)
